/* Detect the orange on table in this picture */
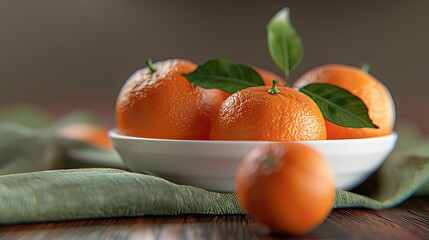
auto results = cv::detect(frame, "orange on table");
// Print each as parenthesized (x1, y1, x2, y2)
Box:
(235, 143, 335, 235)
(115, 59, 225, 140)
(210, 80, 327, 141)
(294, 64, 395, 139)
(57, 123, 113, 150)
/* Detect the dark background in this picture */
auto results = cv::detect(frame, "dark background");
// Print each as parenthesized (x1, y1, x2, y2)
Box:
(0, 0, 428, 127)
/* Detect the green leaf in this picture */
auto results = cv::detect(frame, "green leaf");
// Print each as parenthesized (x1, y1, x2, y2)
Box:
(267, 7, 303, 77)
(299, 83, 378, 129)
(184, 59, 265, 94)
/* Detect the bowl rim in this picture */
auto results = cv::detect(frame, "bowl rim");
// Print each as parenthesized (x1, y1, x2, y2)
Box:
(109, 129, 398, 145)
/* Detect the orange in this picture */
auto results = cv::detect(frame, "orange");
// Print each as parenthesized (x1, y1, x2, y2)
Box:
(294, 64, 395, 139)
(254, 67, 286, 86)
(57, 123, 112, 150)
(235, 143, 335, 235)
(210, 80, 327, 141)
(216, 67, 286, 100)
(115, 59, 225, 140)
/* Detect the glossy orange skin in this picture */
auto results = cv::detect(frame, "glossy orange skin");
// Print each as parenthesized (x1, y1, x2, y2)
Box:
(210, 86, 327, 141)
(57, 124, 113, 150)
(235, 143, 335, 235)
(115, 59, 225, 140)
(294, 64, 395, 139)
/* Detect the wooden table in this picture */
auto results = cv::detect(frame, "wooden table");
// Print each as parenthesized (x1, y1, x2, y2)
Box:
(0, 197, 427, 239)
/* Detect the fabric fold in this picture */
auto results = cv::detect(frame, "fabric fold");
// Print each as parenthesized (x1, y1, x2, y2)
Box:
(0, 108, 428, 225)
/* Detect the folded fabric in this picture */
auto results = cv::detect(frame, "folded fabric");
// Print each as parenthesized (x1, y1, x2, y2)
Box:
(0, 168, 243, 225)
(0, 107, 428, 225)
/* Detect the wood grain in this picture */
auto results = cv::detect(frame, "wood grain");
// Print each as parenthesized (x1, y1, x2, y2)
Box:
(0, 197, 427, 240)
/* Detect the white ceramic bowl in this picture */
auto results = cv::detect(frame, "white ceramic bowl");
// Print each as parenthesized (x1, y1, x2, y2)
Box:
(109, 130, 397, 192)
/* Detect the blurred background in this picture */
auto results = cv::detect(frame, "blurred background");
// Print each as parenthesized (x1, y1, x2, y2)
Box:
(0, 0, 428, 128)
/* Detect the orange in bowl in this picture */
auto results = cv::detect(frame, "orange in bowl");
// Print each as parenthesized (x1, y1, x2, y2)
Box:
(210, 80, 327, 141)
(216, 67, 287, 101)
(115, 59, 225, 140)
(294, 64, 395, 139)
(254, 67, 286, 86)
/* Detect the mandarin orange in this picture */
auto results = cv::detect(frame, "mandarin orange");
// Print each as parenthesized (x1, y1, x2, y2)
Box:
(294, 64, 395, 139)
(57, 123, 112, 150)
(216, 67, 286, 100)
(254, 67, 286, 86)
(210, 80, 327, 141)
(236, 143, 335, 235)
(115, 59, 225, 140)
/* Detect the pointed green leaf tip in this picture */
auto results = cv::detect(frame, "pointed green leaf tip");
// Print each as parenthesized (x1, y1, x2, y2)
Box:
(267, 7, 304, 79)
(184, 59, 264, 94)
(300, 83, 379, 129)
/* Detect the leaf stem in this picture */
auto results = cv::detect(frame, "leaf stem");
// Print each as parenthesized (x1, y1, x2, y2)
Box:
(146, 59, 157, 73)
(359, 62, 371, 73)
(268, 80, 281, 94)
(263, 156, 275, 168)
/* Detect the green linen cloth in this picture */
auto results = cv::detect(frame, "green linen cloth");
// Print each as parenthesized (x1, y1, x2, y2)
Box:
(0, 106, 428, 225)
